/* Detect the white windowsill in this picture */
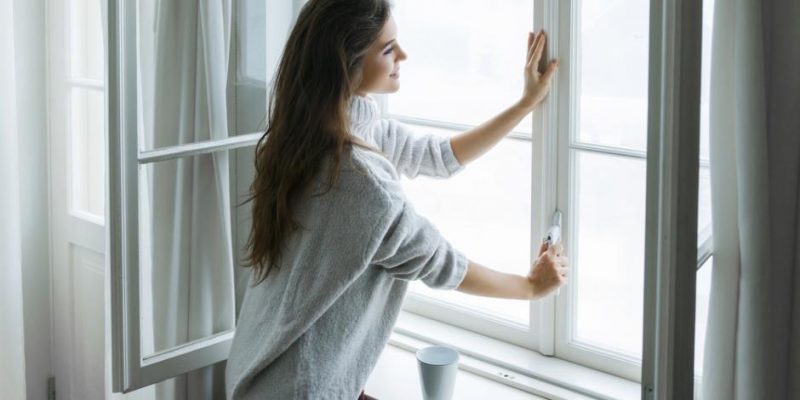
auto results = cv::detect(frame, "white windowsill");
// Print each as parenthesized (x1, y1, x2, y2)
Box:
(366, 311, 640, 400)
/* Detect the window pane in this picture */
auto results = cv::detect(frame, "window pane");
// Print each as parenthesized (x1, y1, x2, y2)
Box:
(234, 0, 269, 136)
(576, 0, 649, 151)
(695, 256, 713, 378)
(406, 131, 531, 325)
(698, 0, 715, 240)
(698, 167, 711, 238)
(389, 0, 533, 133)
(572, 150, 646, 357)
(699, 0, 715, 162)
(70, 88, 105, 219)
(70, 0, 104, 81)
(136, 1, 234, 150)
(138, 151, 236, 357)
(239, 0, 267, 83)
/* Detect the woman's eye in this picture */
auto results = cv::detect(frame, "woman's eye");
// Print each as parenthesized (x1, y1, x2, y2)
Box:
(383, 47, 394, 55)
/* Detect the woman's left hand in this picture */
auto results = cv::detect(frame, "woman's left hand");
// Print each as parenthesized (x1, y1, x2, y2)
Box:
(520, 30, 559, 111)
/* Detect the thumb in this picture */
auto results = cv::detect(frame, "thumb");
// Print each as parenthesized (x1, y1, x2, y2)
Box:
(538, 241, 549, 256)
(542, 59, 559, 81)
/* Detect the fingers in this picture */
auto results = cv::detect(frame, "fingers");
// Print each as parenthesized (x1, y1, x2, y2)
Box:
(527, 31, 535, 52)
(547, 241, 563, 256)
(532, 31, 546, 68)
(526, 31, 539, 67)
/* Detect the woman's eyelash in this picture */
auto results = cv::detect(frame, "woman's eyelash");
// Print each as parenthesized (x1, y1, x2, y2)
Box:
(383, 47, 394, 55)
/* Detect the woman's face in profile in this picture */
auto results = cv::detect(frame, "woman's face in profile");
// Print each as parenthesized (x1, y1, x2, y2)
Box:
(357, 15, 408, 96)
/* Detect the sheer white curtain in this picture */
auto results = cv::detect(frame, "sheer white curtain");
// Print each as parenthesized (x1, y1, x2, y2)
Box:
(139, 1, 235, 399)
(703, 0, 800, 398)
(0, 1, 28, 398)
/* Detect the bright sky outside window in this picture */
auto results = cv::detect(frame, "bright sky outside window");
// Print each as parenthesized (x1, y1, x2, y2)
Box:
(393, 0, 715, 369)
(389, 0, 534, 134)
(390, 0, 534, 325)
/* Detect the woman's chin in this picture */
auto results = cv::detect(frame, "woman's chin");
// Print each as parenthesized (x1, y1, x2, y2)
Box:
(368, 81, 400, 94)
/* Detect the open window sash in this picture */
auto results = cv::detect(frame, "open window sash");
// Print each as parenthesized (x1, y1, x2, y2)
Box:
(107, 0, 296, 392)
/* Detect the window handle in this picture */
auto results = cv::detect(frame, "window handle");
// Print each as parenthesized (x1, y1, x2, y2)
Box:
(544, 210, 562, 247)
(544, 210, 563, 296)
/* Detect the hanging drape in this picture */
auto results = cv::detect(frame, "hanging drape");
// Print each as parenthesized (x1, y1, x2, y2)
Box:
(702, 0, 800, 398)
(0, 1, 29, 398)
(139, 0, 235, 399)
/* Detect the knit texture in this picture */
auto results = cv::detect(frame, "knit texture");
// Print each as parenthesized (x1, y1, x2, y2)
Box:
(225, 95, 468, 399)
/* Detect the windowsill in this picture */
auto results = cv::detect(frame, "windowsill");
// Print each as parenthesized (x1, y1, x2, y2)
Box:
(366, 341, 550, 399)
(367, 311, 640, 400)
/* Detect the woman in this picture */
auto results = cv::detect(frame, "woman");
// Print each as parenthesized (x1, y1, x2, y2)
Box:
(225, 0, 566, 398)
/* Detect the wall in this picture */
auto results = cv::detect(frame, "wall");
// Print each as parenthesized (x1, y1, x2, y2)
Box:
(14, 0, 53, 399)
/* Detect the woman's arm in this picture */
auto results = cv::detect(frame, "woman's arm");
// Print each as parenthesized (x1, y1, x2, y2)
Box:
(455, 259, 535, 299)
(449, 100, 534, 165)
(456, 242, 568, 300)
(450, 30, 559, 166)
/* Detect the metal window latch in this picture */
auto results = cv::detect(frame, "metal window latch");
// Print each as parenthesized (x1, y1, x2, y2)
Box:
(544, 210, 562, 247)
(542, 210, 563, 296)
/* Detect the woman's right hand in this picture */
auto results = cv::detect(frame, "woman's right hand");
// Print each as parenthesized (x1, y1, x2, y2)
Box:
(526, 241, 569, 300)
(519, 30, 559, 111)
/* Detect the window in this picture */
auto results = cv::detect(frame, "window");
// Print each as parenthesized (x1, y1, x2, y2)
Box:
(111, 0, 711, 391)
(379, 0, 715, 382)
(68, 0, 106, 223)
(109, 0, 295, 391)
(386, 0, 538, 350)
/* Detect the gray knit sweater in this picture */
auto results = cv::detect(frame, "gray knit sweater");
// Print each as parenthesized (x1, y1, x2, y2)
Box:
(225, 95, 468, 399)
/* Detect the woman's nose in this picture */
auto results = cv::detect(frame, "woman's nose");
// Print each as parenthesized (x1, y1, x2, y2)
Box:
(397, 46, 408, 61)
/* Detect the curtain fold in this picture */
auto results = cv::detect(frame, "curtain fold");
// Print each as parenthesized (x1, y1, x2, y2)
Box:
(703, 0, 800, 398)
(0, 1, 28, 398)
(140, 0, 235, 399)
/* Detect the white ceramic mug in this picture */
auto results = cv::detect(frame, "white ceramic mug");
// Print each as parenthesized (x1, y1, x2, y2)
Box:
(416, 345, 459, 400)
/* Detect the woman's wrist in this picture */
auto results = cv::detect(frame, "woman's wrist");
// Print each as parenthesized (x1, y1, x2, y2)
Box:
(516, 97, 538, 114)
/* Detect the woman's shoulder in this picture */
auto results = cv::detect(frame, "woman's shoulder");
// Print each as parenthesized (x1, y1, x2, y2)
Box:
(334, 145, 407, 206)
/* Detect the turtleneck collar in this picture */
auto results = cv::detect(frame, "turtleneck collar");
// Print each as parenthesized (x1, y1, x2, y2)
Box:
(348, 94, 380, 127)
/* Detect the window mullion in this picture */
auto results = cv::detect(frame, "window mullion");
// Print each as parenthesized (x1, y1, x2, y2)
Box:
(531, 0, 561, 357)
(137, 132, 261, 164)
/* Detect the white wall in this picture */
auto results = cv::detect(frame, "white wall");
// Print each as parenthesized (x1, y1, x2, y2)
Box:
(1, 0, 29, 398)
(13, 0, 53, 399)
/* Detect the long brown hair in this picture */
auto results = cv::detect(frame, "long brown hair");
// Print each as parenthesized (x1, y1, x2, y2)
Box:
(242, 0, 391, 284)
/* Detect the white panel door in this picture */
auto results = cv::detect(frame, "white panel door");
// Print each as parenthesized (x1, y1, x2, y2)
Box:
(48, 0, 107, 399)
(47, 0, 115, 398)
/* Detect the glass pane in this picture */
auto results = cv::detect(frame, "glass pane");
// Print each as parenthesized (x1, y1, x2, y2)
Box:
(695, 256, 713, 379)
(572, 150, 646, 357)
(138, 151, 236, 357)
(698, 167, 711, 238)
(699, 0, 715, 162)
(406, 130, 531, 325)
(137, 0, 235, 150)
(239, 0, 267, 83)
(70, 0, 104, 80)
(389, 0, 533, 133)
(234, 0, 269, 136)
(576, 0, 650, 151)
(698, 0, 715, 242)
(70, 88, 105, 219)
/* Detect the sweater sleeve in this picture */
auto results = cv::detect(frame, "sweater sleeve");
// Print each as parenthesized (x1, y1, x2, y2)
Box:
(374, 119, 465, 179)
(368, 198, 468, 290)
